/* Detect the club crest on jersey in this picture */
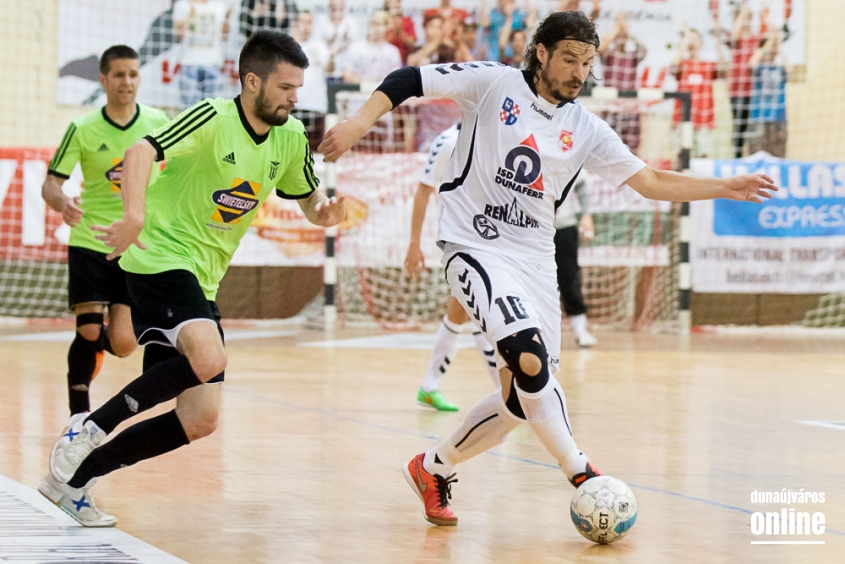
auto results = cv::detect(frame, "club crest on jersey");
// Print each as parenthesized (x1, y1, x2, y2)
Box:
(559, 130, 574, 152)
(499, 97, 520, 125)
(495, 134, 544, 199)
(209, 178, 262, 229)
(105, 158, 123, 193)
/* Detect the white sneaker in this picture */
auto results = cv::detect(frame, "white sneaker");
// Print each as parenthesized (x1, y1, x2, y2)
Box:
(39, 473, 116, 527)
(575, 329, 598, 348)
(50, 414, 106, 483)
(37, 472, 64, 504)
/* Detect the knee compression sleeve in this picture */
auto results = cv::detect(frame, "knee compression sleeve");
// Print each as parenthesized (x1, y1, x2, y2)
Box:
(497, 328, 549, 394)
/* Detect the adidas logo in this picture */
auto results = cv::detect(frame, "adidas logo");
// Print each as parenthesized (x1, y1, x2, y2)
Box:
(222, 152, 236, 165)
(124, 394, 139, 413)
(97, 143, 109, 152)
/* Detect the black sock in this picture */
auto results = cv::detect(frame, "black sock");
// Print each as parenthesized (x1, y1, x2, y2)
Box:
(143, 343, 179, 372)
(99, 324, 116, 356)
(86, 355, 202, 434)
(68, 410, 190, 488)
(67, 332, 104, 415)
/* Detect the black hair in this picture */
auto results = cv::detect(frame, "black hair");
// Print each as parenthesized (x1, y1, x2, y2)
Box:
(239, 30, 309, 86)
(99, 45, 139, 75)
(524, 11, 599, 75)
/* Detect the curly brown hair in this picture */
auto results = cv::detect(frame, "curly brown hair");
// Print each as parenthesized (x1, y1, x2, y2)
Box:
(524, 11, 599, 75)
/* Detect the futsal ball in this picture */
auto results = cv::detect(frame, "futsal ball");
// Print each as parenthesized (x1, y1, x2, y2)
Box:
(570, 476, 638, 544)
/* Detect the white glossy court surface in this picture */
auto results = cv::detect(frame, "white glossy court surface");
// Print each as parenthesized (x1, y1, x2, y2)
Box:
(0, 322, 843, 563)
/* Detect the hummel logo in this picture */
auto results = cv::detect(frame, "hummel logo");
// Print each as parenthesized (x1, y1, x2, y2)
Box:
(97, 143, 109, 152)
(124, 394, 139, 413)
(415, 461, 428, 492)
(222, 152, 236, 165)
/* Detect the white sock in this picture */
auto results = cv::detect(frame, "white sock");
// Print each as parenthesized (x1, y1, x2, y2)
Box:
(421, 316, 463, 392)
(423, 391, 523, 477)
(570, 314, 588, 335)
(472, 330, 500, 387)
(515, 378, 590, 479)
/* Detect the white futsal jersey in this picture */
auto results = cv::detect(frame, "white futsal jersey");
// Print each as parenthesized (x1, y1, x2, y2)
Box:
(420, 63, 646, 262)
(420, 124, 460, 188)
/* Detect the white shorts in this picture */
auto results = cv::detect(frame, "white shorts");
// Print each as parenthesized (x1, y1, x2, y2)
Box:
(440, 242, 561, 377)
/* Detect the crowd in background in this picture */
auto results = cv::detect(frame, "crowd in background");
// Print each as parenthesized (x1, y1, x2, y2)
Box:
(165, 0, 789, 158)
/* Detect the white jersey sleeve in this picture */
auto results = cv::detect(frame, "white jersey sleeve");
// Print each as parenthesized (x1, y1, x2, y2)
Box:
(420, 62, 509, 113)
(419, 124, 460, 188)
(582, 115, 647, 187)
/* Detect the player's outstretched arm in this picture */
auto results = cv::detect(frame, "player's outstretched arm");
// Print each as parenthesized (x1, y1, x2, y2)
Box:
(298, 190, 346, 227)
(91, 139, 156, 259)
(624, 166, 777, 203)
(319, 91, 393, 162)
(405, 183, 435, 278)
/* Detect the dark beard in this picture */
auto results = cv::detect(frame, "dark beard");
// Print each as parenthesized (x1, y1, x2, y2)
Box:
(255, 88, 289, 127)
(539, 69, 579, 104)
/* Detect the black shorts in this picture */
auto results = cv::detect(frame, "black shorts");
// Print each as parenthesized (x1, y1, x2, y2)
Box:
(67, 246, 130, 309)
(126, 269, 224, 383)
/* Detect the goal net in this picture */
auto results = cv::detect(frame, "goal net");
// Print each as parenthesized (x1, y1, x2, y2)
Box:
(329, 91, 683, 331)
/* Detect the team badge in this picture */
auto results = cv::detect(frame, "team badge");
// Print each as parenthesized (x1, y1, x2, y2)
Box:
(499, 97, 520, 125)
(559, 130, 574, 152)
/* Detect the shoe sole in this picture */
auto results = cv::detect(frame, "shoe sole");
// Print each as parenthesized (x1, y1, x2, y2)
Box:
(38, 479, 63, 505)
(58, 502, 117, 528)
(416, 400, 459, 412)
(39, 479, 117, 528)
(402, 463, 457, 527)
(49, 422, 79, 484)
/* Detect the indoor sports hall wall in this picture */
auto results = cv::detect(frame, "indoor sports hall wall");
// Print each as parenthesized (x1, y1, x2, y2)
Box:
(1, 0, 844, 325)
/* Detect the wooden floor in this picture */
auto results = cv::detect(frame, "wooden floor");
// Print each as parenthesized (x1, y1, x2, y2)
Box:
(0, 322, 843, 563)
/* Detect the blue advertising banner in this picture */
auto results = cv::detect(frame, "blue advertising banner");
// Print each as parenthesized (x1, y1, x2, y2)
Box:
(691, 153, 845, 293)
(712, 159, 845, 238)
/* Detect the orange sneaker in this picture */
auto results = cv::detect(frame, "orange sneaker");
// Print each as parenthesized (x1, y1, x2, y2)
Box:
(91, 350, 105, 381)
(402, 453, 458, 526)
(569, 460, 601, 488)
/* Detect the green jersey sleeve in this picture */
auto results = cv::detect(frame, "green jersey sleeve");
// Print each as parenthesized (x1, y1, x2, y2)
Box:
(275, 130, 319, 200)
(48, 122, 81, 179)
(144, 100, 218, 162)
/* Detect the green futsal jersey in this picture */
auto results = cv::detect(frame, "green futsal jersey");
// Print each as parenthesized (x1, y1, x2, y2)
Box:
(48, 104, 170, 253)
(119, 96, 318, 300)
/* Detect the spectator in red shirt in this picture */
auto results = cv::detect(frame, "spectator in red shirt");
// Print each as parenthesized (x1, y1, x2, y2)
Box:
(423, 0, 469, 35)
(725, 4, 761, 158)
(671, 27, 726, 157)
(597, 12, 646, 151)
(599, 12, 646, 91)
(408, 14, 456, 67)
(384, 0, 417, 65)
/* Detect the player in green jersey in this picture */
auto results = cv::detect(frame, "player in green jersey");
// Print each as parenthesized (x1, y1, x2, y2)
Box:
(41, 45, 169, 418)
(46, 31, 345, 527)
(39, 44, 169, 524)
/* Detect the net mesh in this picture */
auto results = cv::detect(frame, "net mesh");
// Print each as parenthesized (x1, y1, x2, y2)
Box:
(1, 0, 842, 329)
(0, 148, 70, 318)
